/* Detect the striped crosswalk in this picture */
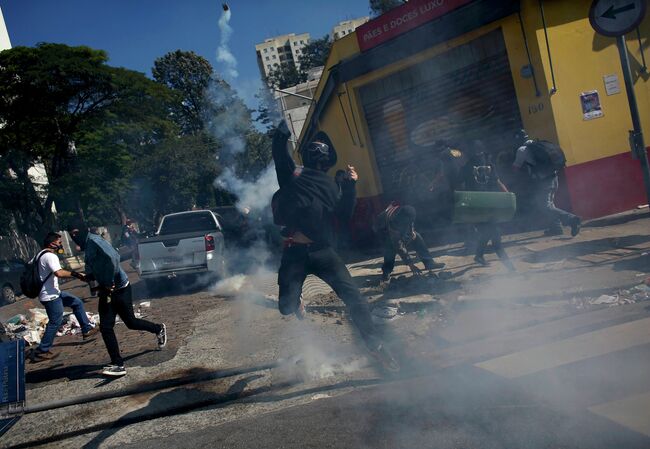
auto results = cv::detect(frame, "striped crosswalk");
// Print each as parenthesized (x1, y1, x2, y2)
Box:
(475, 317, 650, 378)
(474, 316, 650, 439)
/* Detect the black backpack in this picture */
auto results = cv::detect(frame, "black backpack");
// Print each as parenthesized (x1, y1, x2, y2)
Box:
(20, 250, 53, 299)
(526, 140, 566, 175)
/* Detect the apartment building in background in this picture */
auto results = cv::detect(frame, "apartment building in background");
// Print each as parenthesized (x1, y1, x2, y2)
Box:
(255, 32, 310, 80)
(331, 17, 369, 41)
(274, 66, 323, 150)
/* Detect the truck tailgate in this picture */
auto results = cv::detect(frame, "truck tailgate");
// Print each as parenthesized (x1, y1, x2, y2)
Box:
(139, 231, 211, 274)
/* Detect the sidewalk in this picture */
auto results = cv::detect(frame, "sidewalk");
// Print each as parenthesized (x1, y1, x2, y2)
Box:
(346, 208, 650, 307)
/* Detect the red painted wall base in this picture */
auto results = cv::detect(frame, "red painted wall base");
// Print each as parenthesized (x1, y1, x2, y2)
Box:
(564, 148, 650, 220)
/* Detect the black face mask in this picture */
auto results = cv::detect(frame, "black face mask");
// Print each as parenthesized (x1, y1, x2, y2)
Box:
(70, 230, 88, 250)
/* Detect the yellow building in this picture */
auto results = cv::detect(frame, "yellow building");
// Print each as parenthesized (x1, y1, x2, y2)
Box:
(298, 0, 650, 235)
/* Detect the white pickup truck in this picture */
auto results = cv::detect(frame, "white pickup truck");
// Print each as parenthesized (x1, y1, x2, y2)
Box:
(138, 210, 226, 290)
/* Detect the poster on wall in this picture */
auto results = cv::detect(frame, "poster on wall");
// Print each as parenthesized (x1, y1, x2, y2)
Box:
(580, 90, 604, 120)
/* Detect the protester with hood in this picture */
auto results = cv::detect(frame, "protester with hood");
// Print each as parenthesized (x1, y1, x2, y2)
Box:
(513, 129, 581, 237)
(373, 203, 445, 282)
(460, 142, 515, 271)
(27, 232, 98, 362)
(67, 220, 167, 377)
(271, 120, 399, 372)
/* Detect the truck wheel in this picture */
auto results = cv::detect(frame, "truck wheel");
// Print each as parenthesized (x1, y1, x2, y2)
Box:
(1, 284, 16, 304)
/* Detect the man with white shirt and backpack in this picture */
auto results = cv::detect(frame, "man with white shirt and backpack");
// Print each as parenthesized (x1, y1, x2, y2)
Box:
(26, 232, 98, 363)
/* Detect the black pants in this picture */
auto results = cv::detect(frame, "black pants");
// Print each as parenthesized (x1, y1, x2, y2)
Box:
(99, 284, 161, 366)
(278, 244, 380, 349)
(475, 223, 514, 270)
(475, 223, 508, 259)
(381, 232, 433, 276)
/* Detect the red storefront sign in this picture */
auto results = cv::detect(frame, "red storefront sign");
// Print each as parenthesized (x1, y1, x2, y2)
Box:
(356, 0, 475, 52)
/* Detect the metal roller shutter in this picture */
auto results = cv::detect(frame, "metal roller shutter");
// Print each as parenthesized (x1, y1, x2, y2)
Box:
(359, 28, 523, 224)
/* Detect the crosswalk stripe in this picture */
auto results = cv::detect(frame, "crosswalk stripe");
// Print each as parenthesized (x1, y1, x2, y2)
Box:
(474, 317, 650, 379)
(589, 392, 650, 437)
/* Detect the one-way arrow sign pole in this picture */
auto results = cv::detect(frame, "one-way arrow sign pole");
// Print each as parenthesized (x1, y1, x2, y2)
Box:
(602, 3, 636, 20)
(616, 35, 650, 207)
(590, 0, 650, 205)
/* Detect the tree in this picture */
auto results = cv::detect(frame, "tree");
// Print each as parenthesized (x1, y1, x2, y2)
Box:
(67, 70, 177, 227)
(152, 50, 213, 135)
(298, 35, 332, 71)
(266, 64, 307, 90)
(0, 43, 181, 239)
(0, 44, 124, 240)
(369, 0, 406, 16)
(132, 133, 220, 228)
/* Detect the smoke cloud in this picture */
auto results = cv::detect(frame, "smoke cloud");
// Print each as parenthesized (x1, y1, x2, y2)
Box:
(217, 8, 238, 79)
(214, 164, 278, 216)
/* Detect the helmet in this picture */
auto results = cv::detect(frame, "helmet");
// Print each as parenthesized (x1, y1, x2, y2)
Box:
(301, 132, 337, 171)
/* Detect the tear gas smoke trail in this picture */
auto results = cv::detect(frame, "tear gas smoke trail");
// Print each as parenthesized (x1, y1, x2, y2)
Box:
(214, 164, 279, 216)
(217, 6, 238, 79)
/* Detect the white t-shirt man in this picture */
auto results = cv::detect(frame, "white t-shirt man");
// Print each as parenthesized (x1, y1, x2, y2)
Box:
(37, 251, 62, 302)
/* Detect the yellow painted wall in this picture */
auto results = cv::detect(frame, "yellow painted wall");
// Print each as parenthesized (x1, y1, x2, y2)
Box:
(301, 0, 649, 198)
(536, 0, 650, 165)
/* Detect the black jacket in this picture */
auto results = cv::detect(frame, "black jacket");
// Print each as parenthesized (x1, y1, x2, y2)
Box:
(272, 128, 356, 246)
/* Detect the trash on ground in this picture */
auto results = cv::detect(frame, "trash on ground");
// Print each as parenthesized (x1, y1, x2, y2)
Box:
(589, 295, 619, 305)
(574, 283, 650, 309)
(311, 394, 331, 400)
(371, 306, 398, 319)
(139, 301, 151, 308)
(56, 312, 96, 337)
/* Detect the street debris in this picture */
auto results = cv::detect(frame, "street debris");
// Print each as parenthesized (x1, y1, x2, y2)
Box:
(371, 306, 399, 320)
(56, 312, 98, 336)
(3, 309, 98, 344)
(589, 295, 623, 305)
(572, 282, 650, 309)
(311, 393, 331, 400)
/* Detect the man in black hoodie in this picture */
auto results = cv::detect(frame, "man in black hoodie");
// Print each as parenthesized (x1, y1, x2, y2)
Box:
(272, 121, 399, 372)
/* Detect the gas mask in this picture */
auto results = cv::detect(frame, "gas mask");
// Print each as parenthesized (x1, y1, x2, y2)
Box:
(301, 141, 336, 171)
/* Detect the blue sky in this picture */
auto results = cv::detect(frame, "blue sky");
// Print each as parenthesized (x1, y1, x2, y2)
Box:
(0, 0, 370, 107)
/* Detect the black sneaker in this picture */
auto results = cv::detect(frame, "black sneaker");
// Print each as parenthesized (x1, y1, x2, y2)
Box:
(570, 217, 581, 237)
(474, 255, 489, 266)
(369, 343, 400, 373)
(157, 323, 167, 349)
(102, 365, 126, 377)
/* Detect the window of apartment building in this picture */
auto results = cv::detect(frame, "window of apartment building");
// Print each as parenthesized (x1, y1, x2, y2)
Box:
(267, 65, 271, 69)
(265, 56, 269, 61)
(272, 55, 276, 59)
(300, 40, 304, 44)
(264, 48, 268, 53)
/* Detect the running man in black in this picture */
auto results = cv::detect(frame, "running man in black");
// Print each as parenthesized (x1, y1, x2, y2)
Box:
(272, 121, 399, 372)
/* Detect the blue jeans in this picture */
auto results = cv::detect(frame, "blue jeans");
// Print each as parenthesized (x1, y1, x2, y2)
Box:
(38, 292, 92, 353)
(536, 175, 578, 229)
